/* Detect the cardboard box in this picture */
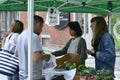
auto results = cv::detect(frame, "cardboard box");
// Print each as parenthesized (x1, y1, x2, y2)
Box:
(56, 53, 83, 69)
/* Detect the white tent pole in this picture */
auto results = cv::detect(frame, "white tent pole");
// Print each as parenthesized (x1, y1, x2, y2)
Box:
(108, 13, 111, 33)
(28, 0, 34, 80)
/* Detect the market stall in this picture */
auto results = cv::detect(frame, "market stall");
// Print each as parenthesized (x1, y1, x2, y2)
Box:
(0, 0, 120, 80)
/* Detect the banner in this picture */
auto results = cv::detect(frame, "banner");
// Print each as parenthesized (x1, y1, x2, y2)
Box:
(110, 14, 120, 49)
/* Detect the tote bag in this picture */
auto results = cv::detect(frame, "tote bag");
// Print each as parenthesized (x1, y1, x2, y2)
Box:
(45, 7, 60, 26)
(0, 50, 19, 76)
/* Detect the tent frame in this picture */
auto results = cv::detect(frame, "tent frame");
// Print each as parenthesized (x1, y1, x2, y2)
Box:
(27, 0, 34, 80)
(1, 0, 120, 80)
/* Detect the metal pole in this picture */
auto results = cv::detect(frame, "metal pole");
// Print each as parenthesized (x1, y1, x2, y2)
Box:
(28, 0, 34, 80)
(108, 13, 111, 33)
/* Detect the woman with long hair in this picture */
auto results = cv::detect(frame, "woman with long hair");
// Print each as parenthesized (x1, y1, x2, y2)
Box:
(2, 20, 24, 80)
(87, 16, 116, 76)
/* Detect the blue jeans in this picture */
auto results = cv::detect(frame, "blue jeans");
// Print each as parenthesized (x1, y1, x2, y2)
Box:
(8, 72, 19, 80)
(19, 75, 27, 80)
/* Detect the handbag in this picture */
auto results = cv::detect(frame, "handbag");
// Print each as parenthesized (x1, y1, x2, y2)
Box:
(0, 50, 19, 76)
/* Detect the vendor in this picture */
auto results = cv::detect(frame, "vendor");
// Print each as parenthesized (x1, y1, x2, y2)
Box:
(52, 21, 88, 65)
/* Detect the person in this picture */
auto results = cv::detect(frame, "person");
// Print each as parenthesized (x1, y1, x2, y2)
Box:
(1, 20, 24, 80)
(52, 21, 87, 65)
(15, 15, 50, 80)
(87, 16, 116, 76)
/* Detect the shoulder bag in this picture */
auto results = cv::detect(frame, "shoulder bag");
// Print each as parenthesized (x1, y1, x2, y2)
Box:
(0, 50, 19, 76)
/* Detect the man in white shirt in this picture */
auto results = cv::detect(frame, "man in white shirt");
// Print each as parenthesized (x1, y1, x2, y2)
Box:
(15, 15, 50, 80)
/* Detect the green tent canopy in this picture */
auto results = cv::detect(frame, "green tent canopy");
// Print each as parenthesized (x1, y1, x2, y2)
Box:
(0, 0, 7, 4)
(0, 0, 120, 14)
(1, 0, 120, 80)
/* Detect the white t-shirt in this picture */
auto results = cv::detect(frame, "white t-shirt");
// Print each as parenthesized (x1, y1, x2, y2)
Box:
(15, 30, 43, 79)
(3, 32, 19, 54)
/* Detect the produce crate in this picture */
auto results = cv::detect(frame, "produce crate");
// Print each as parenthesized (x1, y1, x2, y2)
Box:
(56, 53, 83, 69)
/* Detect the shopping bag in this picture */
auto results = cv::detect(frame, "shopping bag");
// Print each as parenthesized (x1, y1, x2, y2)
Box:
(0, 51, 19, 76)
(45, 7, 60, 26)
(42, 54, 57, 75)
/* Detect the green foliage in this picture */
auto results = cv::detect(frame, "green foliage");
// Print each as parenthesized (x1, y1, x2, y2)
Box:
(94, 70, 114, 80)
(77, 65, 87, 73)
(80, 67, 96, 77)
(65, 62, 76, 70)
(65, 63, 115, 80)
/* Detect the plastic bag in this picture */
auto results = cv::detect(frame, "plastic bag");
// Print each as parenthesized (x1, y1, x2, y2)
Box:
(45, 69, 76, 80)
(42, 54, 57, 75)
(45, 7, 60, 26)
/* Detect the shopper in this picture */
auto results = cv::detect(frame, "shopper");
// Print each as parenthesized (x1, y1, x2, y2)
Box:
(2, 20, 24, 80)
(87, 16, 116, 76)
(15, 15, 50, 80)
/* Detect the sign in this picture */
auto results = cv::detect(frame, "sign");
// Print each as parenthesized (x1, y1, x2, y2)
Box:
(45, 7, 60, 26)
(113, 21, 120, 40)
(55, 13, 70, 29)
(110, 14, 120, 49)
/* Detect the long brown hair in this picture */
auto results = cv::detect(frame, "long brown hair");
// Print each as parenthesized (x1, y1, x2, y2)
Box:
(91, 16, 108, 43)
(5, 20, 24, 38)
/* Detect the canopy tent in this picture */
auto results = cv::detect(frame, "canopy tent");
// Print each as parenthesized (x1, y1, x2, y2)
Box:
(0, 0, 34, 80)
(0, 0, 120, 14)
(0, 0, 7, 4)
(0, 0, 120, 80)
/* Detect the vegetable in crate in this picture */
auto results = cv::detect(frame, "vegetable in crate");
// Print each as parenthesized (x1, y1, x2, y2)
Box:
(96, 70, 113, 76)
(94, 70, 114, 80)
(80, 67, 96, 77)
(65, 62, 76, 70)
(77, 65, 87, 73)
